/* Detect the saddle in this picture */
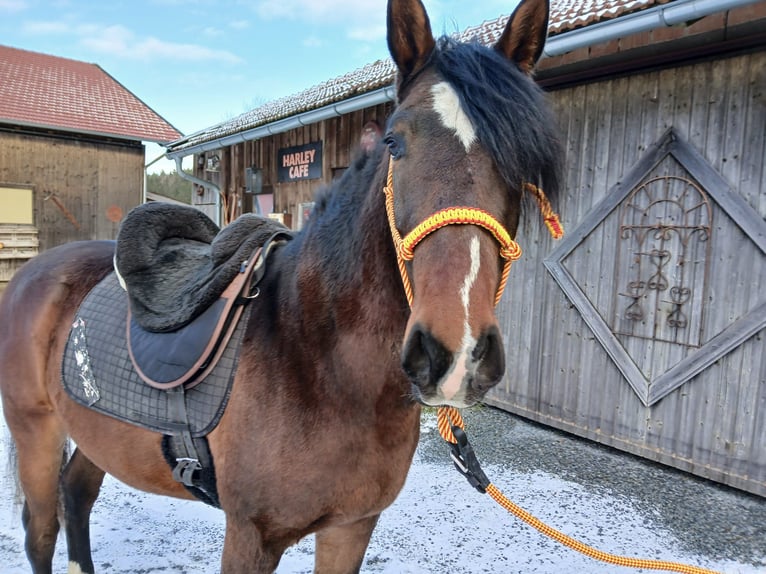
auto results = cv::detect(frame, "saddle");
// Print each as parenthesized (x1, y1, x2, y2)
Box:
(114, 202, 293, 389)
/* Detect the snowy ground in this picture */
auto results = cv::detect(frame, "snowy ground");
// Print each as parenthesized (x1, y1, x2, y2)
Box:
(1, 407, 764, 573)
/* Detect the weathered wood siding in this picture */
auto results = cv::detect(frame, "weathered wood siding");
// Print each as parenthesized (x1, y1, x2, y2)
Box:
(488, 51, 766, 496)
(0, 131, 144, 251)
(0, 223, 38, 292)
(194, 103, 392, 226)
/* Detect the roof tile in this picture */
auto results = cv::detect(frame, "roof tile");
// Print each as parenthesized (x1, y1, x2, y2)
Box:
(169, 0, 669, 152)
(0, 44, 182, 144)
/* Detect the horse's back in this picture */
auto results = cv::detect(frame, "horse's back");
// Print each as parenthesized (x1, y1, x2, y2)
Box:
(0, 240, 115, 407)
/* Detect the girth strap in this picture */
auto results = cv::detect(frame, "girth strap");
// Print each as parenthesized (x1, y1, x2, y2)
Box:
(163, 387, 219, 506)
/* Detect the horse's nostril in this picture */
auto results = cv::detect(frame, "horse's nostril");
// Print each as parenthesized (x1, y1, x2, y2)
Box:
(402, 325, 451, 388)
(474, 327, 505, 388)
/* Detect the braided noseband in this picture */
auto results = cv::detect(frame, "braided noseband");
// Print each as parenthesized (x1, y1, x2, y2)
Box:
(382, 156, 562, 307)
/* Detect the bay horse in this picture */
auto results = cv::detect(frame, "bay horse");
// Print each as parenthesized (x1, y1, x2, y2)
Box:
(0, 0, 562, 572)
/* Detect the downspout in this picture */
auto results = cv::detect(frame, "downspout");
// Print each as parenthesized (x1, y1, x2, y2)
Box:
(174, 156, 222, 227)
(144, 150, 168, 205)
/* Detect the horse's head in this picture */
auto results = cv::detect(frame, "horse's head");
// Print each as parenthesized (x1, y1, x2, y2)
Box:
(385, 0, 562, 407)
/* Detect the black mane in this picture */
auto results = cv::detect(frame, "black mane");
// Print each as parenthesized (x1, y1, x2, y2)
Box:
(291, 143, 390, 290)
(432, 36, 563, 201)
(296, 35, 564, 288)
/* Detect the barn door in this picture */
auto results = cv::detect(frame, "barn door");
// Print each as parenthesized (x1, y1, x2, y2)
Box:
(544, 129, 766, 406)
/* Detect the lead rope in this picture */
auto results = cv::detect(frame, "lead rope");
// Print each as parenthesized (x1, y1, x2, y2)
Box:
(437, 407, 720, 574)
(383, 158, 720, 574)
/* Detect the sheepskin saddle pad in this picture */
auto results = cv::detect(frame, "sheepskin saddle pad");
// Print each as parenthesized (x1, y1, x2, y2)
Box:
(60, 204, 293, 434)
(114, 202, 288, 333)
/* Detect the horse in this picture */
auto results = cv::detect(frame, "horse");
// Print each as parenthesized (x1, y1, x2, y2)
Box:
(0, 0, 562, 571)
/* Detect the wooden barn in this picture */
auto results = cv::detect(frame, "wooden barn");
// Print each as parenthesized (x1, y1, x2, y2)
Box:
(0, 45, 181, 287)
(165, 0, 766, 496)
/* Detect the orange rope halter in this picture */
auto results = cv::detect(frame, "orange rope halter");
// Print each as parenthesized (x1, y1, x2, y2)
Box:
(524, 182, 564, 239)
(384, 158, 718, 574)
(383, 157, 524, 307)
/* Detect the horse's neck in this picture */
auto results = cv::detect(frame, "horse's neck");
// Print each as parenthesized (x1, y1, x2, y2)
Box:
(244, 157, 414, 411)
(286, 157, 408, 337)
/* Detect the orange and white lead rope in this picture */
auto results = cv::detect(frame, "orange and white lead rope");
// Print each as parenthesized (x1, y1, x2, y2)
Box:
(436, 406, 720, 574)
(383, 159, 720, 574)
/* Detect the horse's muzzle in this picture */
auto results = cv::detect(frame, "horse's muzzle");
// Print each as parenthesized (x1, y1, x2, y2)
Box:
(401, 323, 505, 407)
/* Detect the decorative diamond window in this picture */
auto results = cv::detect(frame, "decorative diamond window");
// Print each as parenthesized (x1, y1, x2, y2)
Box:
(544, 129, 766, 406)
(614, 175, 712, 348)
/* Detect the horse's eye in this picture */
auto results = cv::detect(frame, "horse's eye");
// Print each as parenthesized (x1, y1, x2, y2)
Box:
(384, 134, 403, 159)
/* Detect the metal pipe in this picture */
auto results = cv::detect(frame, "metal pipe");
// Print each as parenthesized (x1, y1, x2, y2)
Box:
(166, 86, 395, 160)
(543, 0, 762, 56)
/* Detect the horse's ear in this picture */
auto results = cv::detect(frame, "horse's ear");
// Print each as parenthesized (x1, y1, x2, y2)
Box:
(494, 0, 550, 75)
(387, 0, 436, 85)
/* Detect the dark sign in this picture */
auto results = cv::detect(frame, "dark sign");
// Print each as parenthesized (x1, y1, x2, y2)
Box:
(277, 141, 323, 183)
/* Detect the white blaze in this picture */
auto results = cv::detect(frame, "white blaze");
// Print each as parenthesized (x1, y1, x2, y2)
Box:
(431, 81, 477, 151)
(439, 235, 481, 402)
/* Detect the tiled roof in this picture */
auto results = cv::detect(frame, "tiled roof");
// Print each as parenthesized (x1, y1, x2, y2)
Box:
(0, 45, 182, 144)
(549, 0, 670, 33)
(168, 0, 670, 152)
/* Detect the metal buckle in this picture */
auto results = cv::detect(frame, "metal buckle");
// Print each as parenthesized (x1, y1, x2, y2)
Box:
(448, 427, 490, 493)
(172, 457, 202, 487)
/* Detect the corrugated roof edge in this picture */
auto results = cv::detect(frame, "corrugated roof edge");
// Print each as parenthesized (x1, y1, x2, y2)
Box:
(164, 0, 671, 154)
(0, 116, 179, 145)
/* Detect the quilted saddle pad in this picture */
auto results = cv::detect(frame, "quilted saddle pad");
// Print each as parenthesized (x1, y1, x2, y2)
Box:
(62, 272, 248, 437)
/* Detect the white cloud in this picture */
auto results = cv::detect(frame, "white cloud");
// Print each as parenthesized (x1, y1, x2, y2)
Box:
(302, 36, 322, 48)
(202, 26, 223, 38)
(79, 24, 133, 55)
(132, 37, 244, 64)
(254, 0, 382, 24)
(23, 19, 243, 65)
(253, 0, 386, 44)
(21, 14, 243, 65)
(22, 20, 69, 34)
(0, 0, 26, 12)
(83, 29, 242, 64)
(346, 24, 386, 42)
(228, 19, 250, 30)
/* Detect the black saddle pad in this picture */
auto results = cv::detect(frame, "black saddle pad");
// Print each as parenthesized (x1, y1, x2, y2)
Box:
(115, 202, 288, 333)
(62, 272, 248, 436)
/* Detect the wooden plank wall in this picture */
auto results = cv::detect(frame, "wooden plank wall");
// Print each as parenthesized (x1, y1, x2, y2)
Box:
(0, 131, 144, 250)
(488, 51, 766, 496)
(195, 51, 763, 495)
(200, 102, 392, 226)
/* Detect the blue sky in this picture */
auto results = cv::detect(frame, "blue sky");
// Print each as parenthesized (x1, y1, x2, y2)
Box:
(0, 0, 519, 170)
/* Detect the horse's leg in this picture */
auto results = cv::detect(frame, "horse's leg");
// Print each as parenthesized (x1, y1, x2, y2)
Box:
(60, 447, 106, 574)
(220, 519, 285, 574)
(8, 412, 68, 574)
(313, 514, 380, 574)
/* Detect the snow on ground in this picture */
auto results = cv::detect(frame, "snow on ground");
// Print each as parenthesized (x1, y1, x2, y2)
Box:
(1, 410, 763, 573)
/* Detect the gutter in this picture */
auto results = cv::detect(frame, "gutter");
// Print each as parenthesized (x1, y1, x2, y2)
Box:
(165, 0, 761, 162)
(543, 0, 762, 57)
(166, 86, 396, 160)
